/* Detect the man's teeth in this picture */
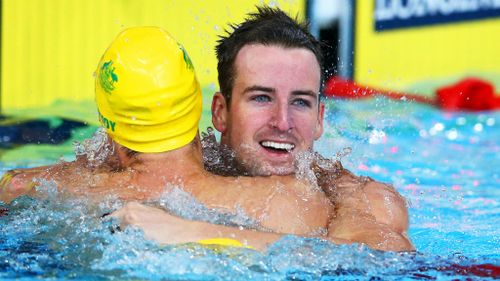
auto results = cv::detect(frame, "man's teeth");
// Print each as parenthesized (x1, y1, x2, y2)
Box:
(261, 141, 295, 151)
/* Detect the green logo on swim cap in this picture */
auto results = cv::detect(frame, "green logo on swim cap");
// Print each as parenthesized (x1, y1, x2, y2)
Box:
(178, 44, 194, 71)
(99, 60, 118, 94)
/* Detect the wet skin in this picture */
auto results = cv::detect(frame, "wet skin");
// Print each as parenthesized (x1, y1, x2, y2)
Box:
(0, 43, 414, 251)
(212, 44, 325, 176)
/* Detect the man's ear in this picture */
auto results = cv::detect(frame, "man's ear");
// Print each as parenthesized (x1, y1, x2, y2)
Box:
(314, 102, 325, 140)
(211, 92, 229, 133)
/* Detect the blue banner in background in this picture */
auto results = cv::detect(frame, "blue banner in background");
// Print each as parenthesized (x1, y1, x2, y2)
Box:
(375, 0, 500, 31)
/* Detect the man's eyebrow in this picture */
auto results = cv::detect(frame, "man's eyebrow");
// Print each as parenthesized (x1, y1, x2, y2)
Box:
(242, 85, 275, 94)
(242, 86, 319, 100)
(291, 90, 319, 100)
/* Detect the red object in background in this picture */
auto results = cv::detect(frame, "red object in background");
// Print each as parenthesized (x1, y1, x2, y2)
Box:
(324, 76, 500, 111)
(324, 76, 377, 99)
(0, 207, 8, 217)
(324, 76, 436, 105)
(436, 77, 500, 111)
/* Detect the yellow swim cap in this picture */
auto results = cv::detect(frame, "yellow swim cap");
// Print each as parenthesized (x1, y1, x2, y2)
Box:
(95, 27, 202, 153)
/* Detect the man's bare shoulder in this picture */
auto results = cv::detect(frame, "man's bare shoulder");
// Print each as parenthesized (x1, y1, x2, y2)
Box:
(312, 157, 413, 251)
(324, 165, 409, 230)
(313, 158, 407, 217)
(362, 179, 409, 232)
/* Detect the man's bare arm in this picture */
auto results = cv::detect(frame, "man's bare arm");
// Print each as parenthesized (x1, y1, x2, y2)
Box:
(0, 140, 128, 204)
(327, 180, 414, 251)
(110, 202, 283, 251)
(110, 202, 351, 251)
(0, 156, 102, 203)
(0, 164, 63, 203)
(313, 158, 414, 252)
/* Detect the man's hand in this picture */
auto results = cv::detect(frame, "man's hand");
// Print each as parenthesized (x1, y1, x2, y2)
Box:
(0, 155, 145, 203)
(0, 167, 47, 203)
(109, 202, 195, 244)
(109, 202, 283, 251)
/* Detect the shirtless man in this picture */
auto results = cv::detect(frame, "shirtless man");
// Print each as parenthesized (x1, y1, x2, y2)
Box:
(0, 26, 340, 251)
(1, 8, 412, 252)
(111, 7, 414, 251)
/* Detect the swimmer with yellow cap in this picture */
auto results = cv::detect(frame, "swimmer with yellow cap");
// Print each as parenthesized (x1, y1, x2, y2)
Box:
(95, 26, 201, 153)
(96, 28, 252, 248)
(1, 26, 333, 251)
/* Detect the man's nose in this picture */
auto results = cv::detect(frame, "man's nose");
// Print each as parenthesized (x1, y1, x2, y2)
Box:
(270, 103, 293, 132)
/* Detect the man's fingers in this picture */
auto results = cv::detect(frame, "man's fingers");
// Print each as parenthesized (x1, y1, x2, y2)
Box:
(99, 210, 122, 233)
(101, 205, 135, 233)
(0, 172, 15, 188)
(101, 202, 167, 236)
(104, 201, 144, 224)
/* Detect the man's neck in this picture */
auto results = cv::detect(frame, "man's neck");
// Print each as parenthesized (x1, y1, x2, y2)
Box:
(109, 137, 205, 181)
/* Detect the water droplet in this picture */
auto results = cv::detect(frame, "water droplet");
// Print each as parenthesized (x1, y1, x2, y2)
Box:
(446, 129, 458, 140)
(434, 123, 445, 131)
(456, 117, 466, 125)
(429, 122, 445, 135)
(368, 129, 386, 144)
(486, 118, 495, 126)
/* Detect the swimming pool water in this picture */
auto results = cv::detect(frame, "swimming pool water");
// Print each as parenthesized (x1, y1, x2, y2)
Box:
(1, 98, 499, 280)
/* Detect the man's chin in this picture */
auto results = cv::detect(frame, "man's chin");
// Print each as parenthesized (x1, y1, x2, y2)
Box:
(249, 162, 295, 176)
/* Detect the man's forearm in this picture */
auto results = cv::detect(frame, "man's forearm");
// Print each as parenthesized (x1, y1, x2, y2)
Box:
(167, 218, 283, 251)
(110, 202, 284, 251)
(0, 157, 129, 203)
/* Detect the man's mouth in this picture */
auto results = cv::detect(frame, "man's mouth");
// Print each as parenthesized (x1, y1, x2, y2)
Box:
(260, 141, 295, 153)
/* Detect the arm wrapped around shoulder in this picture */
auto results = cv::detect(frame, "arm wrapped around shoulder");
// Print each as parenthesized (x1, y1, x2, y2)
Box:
(313, 161, 414, 252)
(363, 181, 410, 234)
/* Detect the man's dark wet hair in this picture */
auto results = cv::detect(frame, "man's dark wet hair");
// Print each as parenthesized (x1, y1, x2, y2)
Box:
(215, 6, 323, 105)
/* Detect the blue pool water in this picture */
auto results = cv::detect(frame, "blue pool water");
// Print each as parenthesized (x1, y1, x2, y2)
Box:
(0, 98, 499, 280)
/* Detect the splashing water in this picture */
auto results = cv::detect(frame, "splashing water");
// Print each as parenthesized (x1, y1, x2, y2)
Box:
(73, 128, 114, 168)
(157, 184, 258, 229)
(1, 97, 499, 280)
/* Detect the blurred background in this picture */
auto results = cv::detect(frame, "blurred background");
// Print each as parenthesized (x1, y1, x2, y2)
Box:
(2, 2, 499, 279)
(1, 0, 500, 160)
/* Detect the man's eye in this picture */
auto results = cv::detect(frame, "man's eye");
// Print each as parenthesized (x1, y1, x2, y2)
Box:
(252, 95, 271, 103)
(292, 99, 312, 107)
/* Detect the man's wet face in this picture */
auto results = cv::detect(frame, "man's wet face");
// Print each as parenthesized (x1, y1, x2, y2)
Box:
(213, 44, 324, 176)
